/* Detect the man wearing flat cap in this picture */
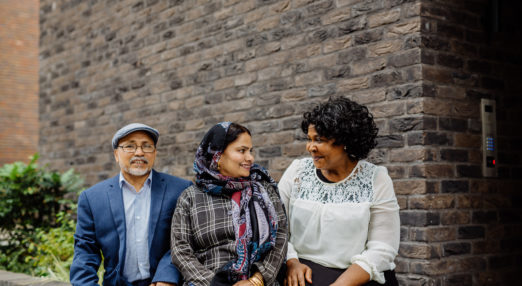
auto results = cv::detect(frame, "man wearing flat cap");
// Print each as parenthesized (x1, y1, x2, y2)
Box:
(70, 123, 192, 286)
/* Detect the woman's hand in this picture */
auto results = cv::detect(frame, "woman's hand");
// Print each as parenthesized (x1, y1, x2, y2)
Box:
(329, 263, 370, 286)
(285, 258, 312, 286)
(232, 280, 254, 286)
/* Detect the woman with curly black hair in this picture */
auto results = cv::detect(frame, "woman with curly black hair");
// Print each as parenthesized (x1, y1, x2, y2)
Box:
(278, 97, 400, 286)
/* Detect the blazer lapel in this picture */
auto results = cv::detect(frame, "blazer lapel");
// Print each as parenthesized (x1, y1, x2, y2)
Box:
(149, 170, 166, 250)
(106, 175, 126, 273)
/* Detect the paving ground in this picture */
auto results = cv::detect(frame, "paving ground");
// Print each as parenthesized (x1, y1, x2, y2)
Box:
(0, 270, 70, 286)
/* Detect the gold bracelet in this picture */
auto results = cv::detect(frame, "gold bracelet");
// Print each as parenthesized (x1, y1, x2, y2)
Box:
(257, 273, 265, 286)
(248, 277, 262, 286)
(252, 278, 262, 286)
(248, 272, 264, 286)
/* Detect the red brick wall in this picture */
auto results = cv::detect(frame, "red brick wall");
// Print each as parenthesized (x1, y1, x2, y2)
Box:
(0, 0, 39, 165)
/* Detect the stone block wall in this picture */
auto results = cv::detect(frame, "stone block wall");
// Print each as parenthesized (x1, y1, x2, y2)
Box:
(39, 0, 521, 284)
(39, 0, 423, 183)
(0, 0, 39, 165)
(398, 1, 521, 285)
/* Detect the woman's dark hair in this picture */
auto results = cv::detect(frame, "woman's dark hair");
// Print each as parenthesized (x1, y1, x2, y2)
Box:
(224, 123, 251, 149)
(301, 97, 378, 160)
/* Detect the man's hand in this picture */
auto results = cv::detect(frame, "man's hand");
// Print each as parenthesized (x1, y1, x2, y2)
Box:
(150, 282, 176, 286)
(285, 258, 312, 286)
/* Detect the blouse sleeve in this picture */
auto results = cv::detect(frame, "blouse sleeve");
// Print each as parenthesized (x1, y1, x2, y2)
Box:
(170, 188, 214, 286)
(277, 159, 301, 261)
(351, 166, 400, 284)
(253, 183, 288, 285)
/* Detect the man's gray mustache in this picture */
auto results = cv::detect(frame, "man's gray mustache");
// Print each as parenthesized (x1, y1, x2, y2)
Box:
(130, 157, 149, 164)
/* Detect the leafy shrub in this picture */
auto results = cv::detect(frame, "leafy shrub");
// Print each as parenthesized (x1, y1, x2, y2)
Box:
(0, 154, 84, 276)
(25, 211, 76, 281)
(24, 209, 104, 283)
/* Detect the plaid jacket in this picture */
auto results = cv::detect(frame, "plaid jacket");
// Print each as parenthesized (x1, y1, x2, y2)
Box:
(171, 182, 288, 286)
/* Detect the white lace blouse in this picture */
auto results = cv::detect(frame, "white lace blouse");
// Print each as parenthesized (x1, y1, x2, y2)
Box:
(278, 158, 400, 284)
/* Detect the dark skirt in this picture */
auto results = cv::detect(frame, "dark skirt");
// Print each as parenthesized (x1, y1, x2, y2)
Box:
(299, 259, 398, 286)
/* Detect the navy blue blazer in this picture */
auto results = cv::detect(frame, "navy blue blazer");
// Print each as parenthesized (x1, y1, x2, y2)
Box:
(70, 170, 192, 285)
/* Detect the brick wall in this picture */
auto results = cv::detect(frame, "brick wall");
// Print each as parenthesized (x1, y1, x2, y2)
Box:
(39, 0, 521, 284)
(401, 1, 521, 285)
(39, 0, 424, 184)
(0, 0, 39, 165)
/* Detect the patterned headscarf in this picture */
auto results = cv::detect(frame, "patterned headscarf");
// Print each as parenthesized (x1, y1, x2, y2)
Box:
(194, 122, 279, 282)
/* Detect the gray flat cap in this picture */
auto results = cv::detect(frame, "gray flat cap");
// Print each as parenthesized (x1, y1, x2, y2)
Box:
(112, 123, 159, 149)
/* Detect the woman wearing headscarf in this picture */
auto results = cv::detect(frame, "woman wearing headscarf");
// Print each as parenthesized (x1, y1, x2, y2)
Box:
(279, 97, 400, 286)
(171, 122, 288, 286)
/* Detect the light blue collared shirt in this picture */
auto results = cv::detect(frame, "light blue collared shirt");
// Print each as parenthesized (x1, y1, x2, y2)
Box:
(119, 172, 152, 283)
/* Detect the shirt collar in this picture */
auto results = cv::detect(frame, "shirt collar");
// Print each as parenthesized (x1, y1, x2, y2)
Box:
(119, 170, 153, 190)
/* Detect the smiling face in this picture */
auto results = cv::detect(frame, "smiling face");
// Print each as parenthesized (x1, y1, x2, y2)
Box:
(306, 124, 348, 171)
(218, 132, 254, 178)
(114, 131, 156, 180)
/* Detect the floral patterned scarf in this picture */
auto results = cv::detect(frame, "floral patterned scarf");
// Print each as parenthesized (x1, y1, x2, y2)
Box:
(194, 122, 279, 282)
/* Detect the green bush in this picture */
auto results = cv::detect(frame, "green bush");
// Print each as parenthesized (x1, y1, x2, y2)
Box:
(24, 209, 104, 283)
(25, 211, 76, 281)
(0, 154, 84, 277)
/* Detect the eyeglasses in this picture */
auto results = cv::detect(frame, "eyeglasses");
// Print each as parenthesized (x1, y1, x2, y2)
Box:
(117, 144, 155, 153)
